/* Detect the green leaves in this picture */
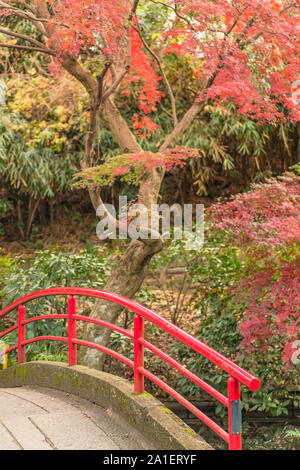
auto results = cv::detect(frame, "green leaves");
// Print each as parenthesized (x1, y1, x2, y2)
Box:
(163, 227, 299, 422)
(2, 248, 112, 305)
(0, 250, 14, 304)
(1, 247, 113, 361)
(0, 109, 79, 200)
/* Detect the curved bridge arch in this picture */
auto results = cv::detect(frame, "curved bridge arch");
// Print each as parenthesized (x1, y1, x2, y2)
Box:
(0, 287, 261, 450)
(0, 361, 212, 450)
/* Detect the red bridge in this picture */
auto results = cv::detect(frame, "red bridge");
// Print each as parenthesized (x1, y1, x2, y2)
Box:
(0, 287, 261, 450)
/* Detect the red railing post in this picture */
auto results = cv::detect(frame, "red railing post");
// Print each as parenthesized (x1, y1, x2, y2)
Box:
(18, 305, 26, 363)
(134, 313, 144, 394)
(228, 376, 242, 450)
(68, 295, 77, 366)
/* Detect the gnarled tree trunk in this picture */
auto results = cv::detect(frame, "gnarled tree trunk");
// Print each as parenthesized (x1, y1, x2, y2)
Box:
(81, 237, 162, 369)
(22, 2, 206, 370)
(81, 98, 165, 368)
(79, 92, 205, 368)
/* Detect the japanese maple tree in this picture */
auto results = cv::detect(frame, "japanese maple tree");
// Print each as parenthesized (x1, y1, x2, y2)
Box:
(0, 0, 299, 368)
(208, 173, 300, 368)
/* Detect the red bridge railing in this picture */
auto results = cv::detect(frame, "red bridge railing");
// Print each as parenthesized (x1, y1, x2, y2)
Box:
(0, 287, 261, 450)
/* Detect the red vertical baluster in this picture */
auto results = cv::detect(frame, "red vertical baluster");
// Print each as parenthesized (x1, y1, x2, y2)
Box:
(18, 305, 26, 363)
(3, 344, 8, 369)
(68, 295, 77, 366)
(228, 376, 242, 450)
(134, 313, 144, 394)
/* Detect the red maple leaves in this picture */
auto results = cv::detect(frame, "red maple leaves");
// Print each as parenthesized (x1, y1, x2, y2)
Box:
(208, 174, 300, 247)
(123, 29, 163, 137)
(209, 173, 300, 367)
(2, 1, 299, 129)
(47, 0, 129, 57)
(4, 0, 296, 126)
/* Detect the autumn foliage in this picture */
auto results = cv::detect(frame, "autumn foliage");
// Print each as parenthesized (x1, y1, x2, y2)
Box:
(209, 174, 300, 247)
(208, 173, 300, 368)
(1, 0, 299, 147)
(1, 0, 299, 372)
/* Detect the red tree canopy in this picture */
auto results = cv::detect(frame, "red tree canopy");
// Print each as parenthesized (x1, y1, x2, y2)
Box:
(1, 0, 299, 135)
(208, 173, 300, 247)
(208, 173, 300, 367)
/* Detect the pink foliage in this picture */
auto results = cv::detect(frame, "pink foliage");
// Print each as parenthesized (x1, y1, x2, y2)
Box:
(238, 262, 300, 363)
(209, 173, 300, 367)
(208, 174, 300, 247)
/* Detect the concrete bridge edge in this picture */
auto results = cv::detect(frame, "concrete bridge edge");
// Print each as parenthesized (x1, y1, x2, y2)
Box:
(0, 361, 212, 451)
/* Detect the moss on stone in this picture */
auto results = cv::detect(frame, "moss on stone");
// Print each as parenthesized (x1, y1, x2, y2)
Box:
(54, 371, 66, 386)
(161, 407, 173, 414)
(184, 427, 197, 436)
(16, 365, 29, 380)
(133, 392, 153, 398)
(0, 362, 212, 450)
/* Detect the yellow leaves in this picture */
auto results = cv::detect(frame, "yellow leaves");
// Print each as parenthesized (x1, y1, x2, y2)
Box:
(77, 102, 85, 113)
(173, 34, 185, 43)
(54, 105, 69, 123)
(5, 72, 88, 151)
(54, 105, 65, 117)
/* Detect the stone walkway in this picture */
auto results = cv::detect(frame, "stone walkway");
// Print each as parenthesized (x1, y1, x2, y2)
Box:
(0, 386, 153, 450)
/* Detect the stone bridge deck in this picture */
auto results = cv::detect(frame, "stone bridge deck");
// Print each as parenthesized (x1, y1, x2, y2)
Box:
(0, 386, 153, 450)
(0, 362, 212, 450)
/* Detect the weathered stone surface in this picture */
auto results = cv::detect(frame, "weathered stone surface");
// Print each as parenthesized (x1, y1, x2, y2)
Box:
(1, 415, 53, 450)
(0, 422, 20, 450)
(30, 411, 119, 450)
(0, 362, 213, 450)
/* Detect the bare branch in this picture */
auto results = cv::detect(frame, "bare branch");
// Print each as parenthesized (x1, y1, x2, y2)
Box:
(83, 63, 111, 169)
(132, 24, 178, 126)
(0, 1, 69, 33)
(0, 26, 54, 51)
(148, 0, 192, 25)
(237, 1, 264, 44)
(128, 0, 140, 22)
(12, 1, 38, 15)
(280, 2, 297, 15)
(18, 1, 37, 15)
(102, 66, 130, 102)
(102, 0, 140, 101)
(0, 42, 55, 55)
(238, 1, 298, 46)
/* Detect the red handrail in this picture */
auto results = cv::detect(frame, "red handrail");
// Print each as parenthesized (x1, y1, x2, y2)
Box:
(0, 287, 261, 450)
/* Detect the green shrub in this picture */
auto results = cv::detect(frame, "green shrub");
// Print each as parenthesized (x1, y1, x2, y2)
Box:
(0, 250, 14, 303)
(171, 231, 300, 419)
(2, 247, 112, 361)
(0, 197, 12, 218)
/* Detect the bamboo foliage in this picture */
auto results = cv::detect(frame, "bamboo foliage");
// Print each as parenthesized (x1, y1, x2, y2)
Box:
(0, 109, 80, 239)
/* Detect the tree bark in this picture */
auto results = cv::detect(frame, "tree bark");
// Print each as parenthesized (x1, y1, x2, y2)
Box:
(81, 238, 162, 369)
(25, 197, 40, 240)
(3, 3, 206, 369)
(80, 92, 206, 370)
(80, 99, 166, 369)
